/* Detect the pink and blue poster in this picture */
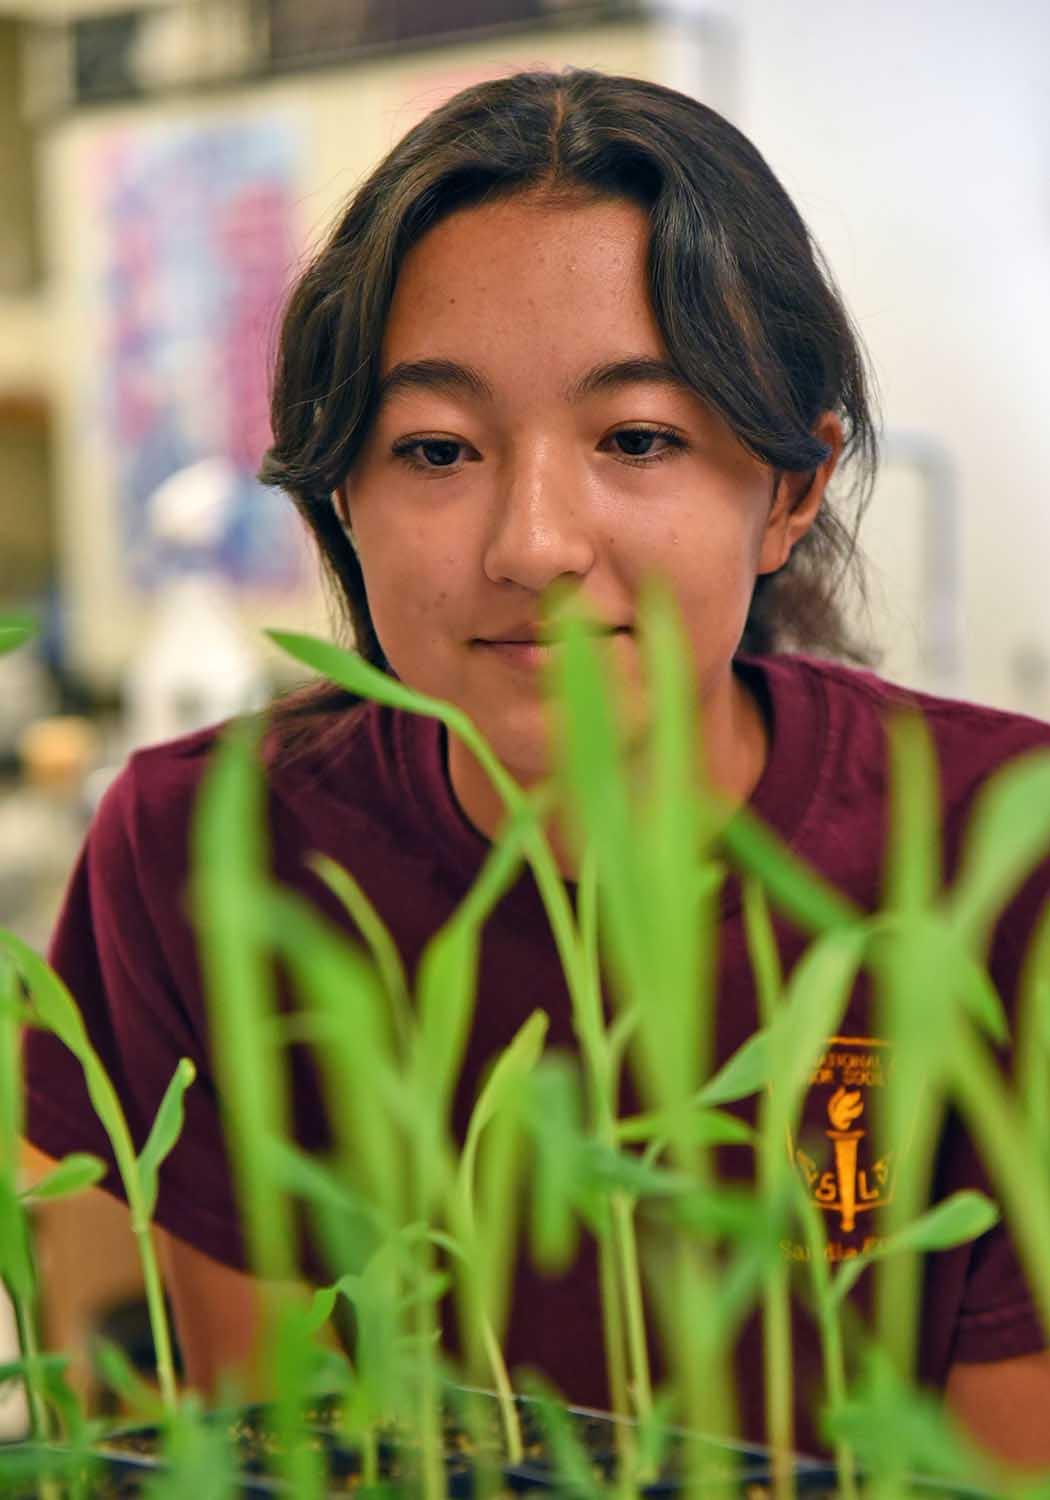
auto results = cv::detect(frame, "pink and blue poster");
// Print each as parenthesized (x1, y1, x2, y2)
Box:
(93, 118, 306, 590)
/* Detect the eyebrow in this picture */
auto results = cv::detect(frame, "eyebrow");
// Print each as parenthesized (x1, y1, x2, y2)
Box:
(373, 355, 696, 409)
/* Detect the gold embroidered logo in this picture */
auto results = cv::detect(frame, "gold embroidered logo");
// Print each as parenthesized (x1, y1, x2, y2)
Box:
(792, 1037, 894, 1235)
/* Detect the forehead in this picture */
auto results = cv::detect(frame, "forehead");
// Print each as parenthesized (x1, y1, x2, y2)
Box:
(379, 192, 665, 375)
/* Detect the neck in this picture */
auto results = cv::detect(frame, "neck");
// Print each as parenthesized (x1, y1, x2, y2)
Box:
(446, 665, 769, 880)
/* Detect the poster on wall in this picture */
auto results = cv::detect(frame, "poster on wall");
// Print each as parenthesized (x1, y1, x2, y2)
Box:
(91, 117, 306, 592)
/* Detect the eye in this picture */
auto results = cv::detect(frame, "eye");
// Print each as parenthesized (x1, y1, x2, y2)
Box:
(605, 426, 686, 463)
(392, 436, 472, 470)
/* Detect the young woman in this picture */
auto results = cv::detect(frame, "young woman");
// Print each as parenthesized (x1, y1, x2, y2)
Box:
(23, 69, 1050, 1463)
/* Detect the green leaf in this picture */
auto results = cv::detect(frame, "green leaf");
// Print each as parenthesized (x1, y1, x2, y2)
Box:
(0, 958, 23, 1180)
(269, 630, 526, 833)
(833, 1190, 1000, 1303)
(546, 602, 645, 999)
(949, 941, 1009, 1045)
(307, 853, 411, 1044)
(673, 1183, 785, 1244)
(696, 1029, 773, 1107)
(1, 932, 140, 1197)
(261, 1137, 381, 1230)
(268, 630, 446, 719)
(526, 1055, 584, 1273)
(742, 876, 783, 1026)
(0, 1180, 33, 1299)
(0, 618, 35, 656)
(576, 1141, 691, 1200)
(3, 931, 90, 1058)
(135, 1397, 238, 1500)
(0, 1354, 70, 1388)
(305, 1274, 359, 1336)
(948, 749, 1050, 949)
(721, 806, 860, 936)
(264, 887, 401, 1218)
(190, 719, 294, 1279)
(517, 1375, 603, 1500)
(19, 1153, 106, 1204)
(766, 924, 872, 1142)
(414, 917, 479, 1135)
(636, 584, 707, 1106)
(460, 1010, 548, 1206)
(615, 1106, 752, 1149)
(885, 710, 942, 913)
(93, 1338, 163, 1420)
(136, 1058, 196, 1222)
(822, 1343, 991, 1482)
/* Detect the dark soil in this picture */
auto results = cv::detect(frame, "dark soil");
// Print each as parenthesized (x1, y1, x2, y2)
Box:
(0, 1396, 878, 1498)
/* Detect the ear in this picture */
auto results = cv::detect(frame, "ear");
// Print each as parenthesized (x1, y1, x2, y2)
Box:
(332, 483, 352, 530)
(756, 412, 844, 575)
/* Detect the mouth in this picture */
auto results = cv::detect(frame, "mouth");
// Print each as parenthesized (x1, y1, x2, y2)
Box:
(473, 625, 631, 647)
(472, 626, 632, 669)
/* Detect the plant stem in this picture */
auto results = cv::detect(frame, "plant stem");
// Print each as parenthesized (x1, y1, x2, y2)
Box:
(756, 1130, 794, 1498)
(949, 1021, 1050, 1336)
(746, 877, 794, 1496)
(761, 1260, 795, 1500)
(133, 1225, 178, 1412)
(416, 1290, 444, 1500)
(597, 1230, 631, 1422)
(479, 1312, 523, 1465)
(612, 1194, 652, 1419)
(798, 1195, 857, 1500)
(872, 1089, 940, 1381)
(1015, 903, 1050, 1158)
(460, 725, 658, 1446)
(9, 1279, 50, 1442)
(577, 853, 654, 1434)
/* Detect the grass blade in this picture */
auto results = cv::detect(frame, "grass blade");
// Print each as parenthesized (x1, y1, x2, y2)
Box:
(947, 749, 1050, 949)
(137, 1059, 197, 1220)
(18, 1154, 106, 1205)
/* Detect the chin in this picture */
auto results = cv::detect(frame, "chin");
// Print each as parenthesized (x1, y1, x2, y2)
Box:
(475, 709, 556, 790)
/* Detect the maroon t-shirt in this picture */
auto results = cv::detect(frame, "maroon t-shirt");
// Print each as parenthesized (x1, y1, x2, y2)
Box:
(23, 654, 1050, 1452)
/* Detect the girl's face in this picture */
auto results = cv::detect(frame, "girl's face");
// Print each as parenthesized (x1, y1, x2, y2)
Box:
(340, 192, 840, 802)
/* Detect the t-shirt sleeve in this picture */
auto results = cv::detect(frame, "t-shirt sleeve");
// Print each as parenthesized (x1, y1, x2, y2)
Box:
(943, 845, 1050, 1367)
(21, 757, 248, 1270)
(950, 1221, 1048, 1364)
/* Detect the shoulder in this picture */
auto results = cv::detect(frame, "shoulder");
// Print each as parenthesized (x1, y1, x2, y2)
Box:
(773, 655, 1050, 803)
(91, 719, 250, 864)
(90, 696, 446, 879)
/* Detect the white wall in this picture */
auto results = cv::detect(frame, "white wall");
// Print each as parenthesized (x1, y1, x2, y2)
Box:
(669, 0, 1050, 713)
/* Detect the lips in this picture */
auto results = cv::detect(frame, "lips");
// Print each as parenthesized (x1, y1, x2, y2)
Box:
(474, 625, 629, 646)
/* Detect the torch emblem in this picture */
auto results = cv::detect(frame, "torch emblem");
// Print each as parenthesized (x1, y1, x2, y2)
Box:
(792, 1037, 894, 1237)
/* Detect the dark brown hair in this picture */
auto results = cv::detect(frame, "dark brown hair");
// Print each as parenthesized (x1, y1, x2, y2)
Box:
(260, 67, 879, 719)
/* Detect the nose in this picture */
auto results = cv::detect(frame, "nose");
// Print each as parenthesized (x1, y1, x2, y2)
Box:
(481, 443, 597, 592)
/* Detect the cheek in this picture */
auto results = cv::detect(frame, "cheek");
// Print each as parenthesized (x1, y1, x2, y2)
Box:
(356, 534, 464, 655)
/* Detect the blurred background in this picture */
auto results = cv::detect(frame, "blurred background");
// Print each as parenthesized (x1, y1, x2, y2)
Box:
(0, 0, 1048, 1422)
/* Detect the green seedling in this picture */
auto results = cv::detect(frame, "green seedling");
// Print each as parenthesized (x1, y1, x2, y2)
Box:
(832, 1189, 1000, 1305)
(191, 719, 294, 1284)
(0, 960, 51, 1445)
(93, 1339, 165, 1424)
(548, 586, 726, 1467)
(138, 1392, 238, 1500)
(517, 1373, 605, 1500)
(823, 1343, 995, 1493)
(454, 1008, 548, 1464)
(0, 936, 191, 1415)
(1015, 900, 1050, 1166)
(307, 854, 413, 1049)
(9, 583, 1050, 1500)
